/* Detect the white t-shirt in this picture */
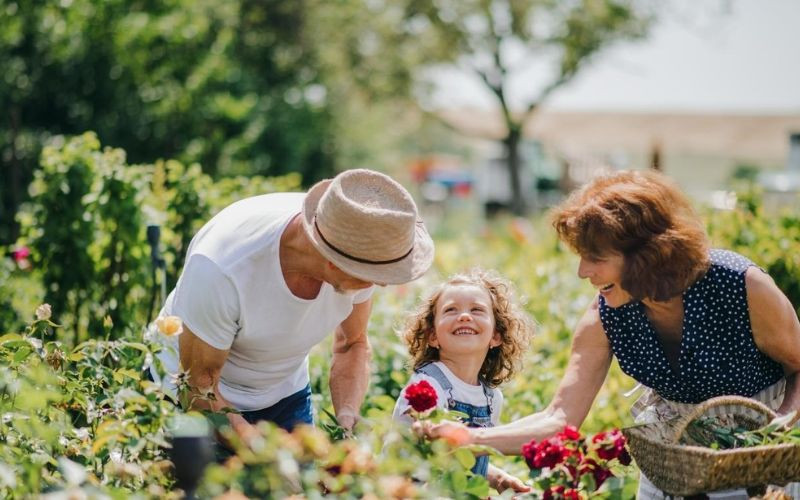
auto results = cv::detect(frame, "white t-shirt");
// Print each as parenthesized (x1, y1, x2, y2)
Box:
(153, 193, 374, 411)
(392, 361, 503, 425)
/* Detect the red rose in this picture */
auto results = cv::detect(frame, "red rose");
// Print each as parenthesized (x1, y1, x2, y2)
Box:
(404, 380, 438, 413)
(521, 439, 538, 468)
(580, 458, 614, 488)
(592, 429, 627, 461)
(563, 488, 582, 499)
(543, 485, 565, 500)
(533, 437, 571, 469)
(558, 425, 582, 442)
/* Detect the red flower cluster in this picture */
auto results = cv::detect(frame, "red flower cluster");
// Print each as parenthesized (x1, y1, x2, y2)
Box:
(521, 426, 582, 470)
(404, 380, 438, 413)
(591, 429, 631, 465)
(521, 426, 633, 497)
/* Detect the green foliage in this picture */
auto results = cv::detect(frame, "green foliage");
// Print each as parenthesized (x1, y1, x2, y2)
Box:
(0, 315, 177, 498)
(17, 133, 112, 341)
(15, 133, 300, 340)
(705, 187, 800, 314)
(5, 159, 799, 497)
(0, 0, 432, 245)
(684, 414, 800, 449)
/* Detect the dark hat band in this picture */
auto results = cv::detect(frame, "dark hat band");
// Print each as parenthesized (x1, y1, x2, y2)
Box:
(314, 216, 413, 265)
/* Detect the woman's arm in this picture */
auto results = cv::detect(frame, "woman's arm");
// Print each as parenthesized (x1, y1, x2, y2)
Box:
(423, 300, 614, 455)
(746, 267, 800, 416)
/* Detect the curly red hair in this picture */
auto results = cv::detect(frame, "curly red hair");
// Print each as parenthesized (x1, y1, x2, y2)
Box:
(402, 269, 534, 387)
(552, 170, 710, 301)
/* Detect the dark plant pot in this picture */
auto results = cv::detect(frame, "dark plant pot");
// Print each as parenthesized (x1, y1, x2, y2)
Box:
(169, 435, 214, 499)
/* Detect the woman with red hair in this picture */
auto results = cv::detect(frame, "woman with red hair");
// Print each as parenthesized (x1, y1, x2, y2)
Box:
(423, 170, 800, 498)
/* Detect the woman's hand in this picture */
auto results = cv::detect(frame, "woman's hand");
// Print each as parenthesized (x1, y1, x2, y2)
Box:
(412, 420, 474, 446)
(487, 465, 532, 494)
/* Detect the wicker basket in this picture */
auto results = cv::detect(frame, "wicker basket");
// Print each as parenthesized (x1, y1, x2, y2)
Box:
(622, 395, 800, 496)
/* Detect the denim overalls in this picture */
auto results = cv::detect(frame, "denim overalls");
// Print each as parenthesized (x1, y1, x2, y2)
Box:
(416, 363, 494, 477)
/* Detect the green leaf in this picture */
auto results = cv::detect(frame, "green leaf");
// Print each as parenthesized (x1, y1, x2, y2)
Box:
(0, 333, 22, 344)
(67, 351, 85, 362)
(451, 470, 468, 492)
(454, 447, 476, 469)
(463, 475, 490, 498)
(13, 346, 31, 363)
(123, 342, 149, 353)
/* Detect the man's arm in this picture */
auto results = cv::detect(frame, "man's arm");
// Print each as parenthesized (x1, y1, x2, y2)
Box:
(329, 298, 373, 430)
(178, 325, 259, 443)
(423, 300, 613, 455)
(747, 268, 800, 417)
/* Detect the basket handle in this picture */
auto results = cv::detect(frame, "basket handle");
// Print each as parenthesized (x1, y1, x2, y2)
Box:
(671, 395, 778, 444)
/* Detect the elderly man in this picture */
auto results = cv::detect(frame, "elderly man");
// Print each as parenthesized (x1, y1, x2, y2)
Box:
(152, 169, 433, 441)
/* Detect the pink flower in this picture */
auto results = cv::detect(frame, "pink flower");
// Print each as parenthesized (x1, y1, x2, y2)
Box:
(404, 380, 438, 413)
(11, 246, 30, 262)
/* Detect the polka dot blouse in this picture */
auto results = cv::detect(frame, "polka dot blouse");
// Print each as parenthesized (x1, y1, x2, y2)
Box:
(599, 249, 784, 404)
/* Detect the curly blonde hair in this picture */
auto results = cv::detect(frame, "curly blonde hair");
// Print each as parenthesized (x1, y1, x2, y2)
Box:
(402, 269, 535, 387)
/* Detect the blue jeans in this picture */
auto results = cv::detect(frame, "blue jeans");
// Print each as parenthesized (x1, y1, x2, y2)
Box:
(241, 384, 313, 432)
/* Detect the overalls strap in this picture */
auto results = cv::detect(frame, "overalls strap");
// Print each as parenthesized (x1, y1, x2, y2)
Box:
(415, 362, 494, 479)
(416, 363, 493, 415)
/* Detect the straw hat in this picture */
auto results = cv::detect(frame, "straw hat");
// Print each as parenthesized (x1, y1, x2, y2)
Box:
(301, 169, 434, 285)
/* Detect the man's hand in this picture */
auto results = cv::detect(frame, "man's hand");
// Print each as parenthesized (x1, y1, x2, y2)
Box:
(487, 465, 532, 494)
(336, 406, 360, 433)
(413, 420, 474, 447)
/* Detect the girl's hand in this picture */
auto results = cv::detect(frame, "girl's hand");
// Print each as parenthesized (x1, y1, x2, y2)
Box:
(413, 420, 473, 446)
(487, 465, 532, 494)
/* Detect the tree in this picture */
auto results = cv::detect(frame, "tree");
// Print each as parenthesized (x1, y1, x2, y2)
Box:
(404, 0, 652, 214)
(0, 0, 441, 244)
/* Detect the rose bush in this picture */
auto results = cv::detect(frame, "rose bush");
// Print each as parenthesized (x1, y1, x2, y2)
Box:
(520, 426, 634, 498)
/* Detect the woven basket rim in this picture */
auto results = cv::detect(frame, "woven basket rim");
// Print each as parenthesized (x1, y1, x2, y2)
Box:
(632, 437, 800, 455)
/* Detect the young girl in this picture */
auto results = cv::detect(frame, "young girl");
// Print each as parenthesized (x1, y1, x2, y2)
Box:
(393, 269, 534, 493)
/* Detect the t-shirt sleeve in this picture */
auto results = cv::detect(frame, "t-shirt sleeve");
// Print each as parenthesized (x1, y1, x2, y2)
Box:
(392, 373, 449, 424)
(352, 285, 375, 305)
(171, 254, 240, 351)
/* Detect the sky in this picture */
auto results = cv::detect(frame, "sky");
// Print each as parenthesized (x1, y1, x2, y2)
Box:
(426, 0, 800, 113)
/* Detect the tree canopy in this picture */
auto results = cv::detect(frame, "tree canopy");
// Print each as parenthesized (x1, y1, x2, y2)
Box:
(403, 0, 653, 213)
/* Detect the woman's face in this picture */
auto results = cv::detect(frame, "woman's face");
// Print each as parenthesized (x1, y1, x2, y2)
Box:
(577, 253, 633, 308)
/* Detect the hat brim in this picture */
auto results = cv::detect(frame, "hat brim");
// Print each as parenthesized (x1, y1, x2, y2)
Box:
(301, 179, 434, 285)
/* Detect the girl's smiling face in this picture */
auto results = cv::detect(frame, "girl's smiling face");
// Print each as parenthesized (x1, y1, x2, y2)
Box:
(577, 252, 633, 308)
(429, 284, 501, 356)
